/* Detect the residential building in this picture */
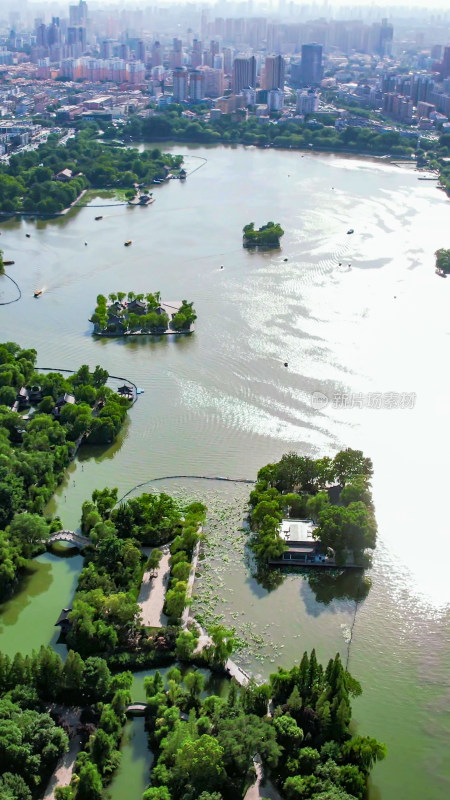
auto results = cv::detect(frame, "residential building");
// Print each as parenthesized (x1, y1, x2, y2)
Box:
(265, 54, 285, 91)
(189, 69, 205, 100)
(300, 43, 323, 86)
(232, 55, 256, 93)
(267, 88, 284, 112)
(296, 89, 319, 114)
(173, 66, 188, 102)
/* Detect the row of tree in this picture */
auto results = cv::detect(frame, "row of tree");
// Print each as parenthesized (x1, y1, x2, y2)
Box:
(249, 449, 377, 566)
(119, 109, 416, 158)
(139, 649, 386, 800)
(164, 503, 206, 621)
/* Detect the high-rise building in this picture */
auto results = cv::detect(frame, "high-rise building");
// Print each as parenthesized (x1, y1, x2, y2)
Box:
(101, 40, 114, 59)
(441, 47, 450, 79)
(191, 39, 202, 68)
(232, 55, 256, 92)
(173, 66, 188, 101)
(378, 19, 393, 56)
(300, 43, 323, 86)
(223, 47, 233, 73)
(171, 38, 183, 69)
(69, 1, 88, 27)
(189, 69, 205, 100)
(199, 66, 224, 98)
(265, 54, 285, 91)
(151, 41, 162, 68)
(136, 40, 146, 63)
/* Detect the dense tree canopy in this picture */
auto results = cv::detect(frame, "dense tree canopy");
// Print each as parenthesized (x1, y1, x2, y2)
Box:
(0, 343, 131, 599)
(249, 449, 376, 566)
(0, 130, 182, 214)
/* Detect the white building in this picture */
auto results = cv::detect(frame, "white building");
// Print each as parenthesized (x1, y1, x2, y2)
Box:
(296, 89, 319, 115)
(267, 88, 284, 112)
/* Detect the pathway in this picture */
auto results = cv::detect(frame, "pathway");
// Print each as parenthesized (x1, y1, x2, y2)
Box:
(138, 545, 170, 628)
(43, 735, 81, 800)
(244, 756, 282, 800)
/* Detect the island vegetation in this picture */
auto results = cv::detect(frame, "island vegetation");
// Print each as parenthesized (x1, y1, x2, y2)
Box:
(249, 448, 377, 567)
(0, 644, 136, 800)
(243, 221, 284, 248)
(140, 649, 385, 800)
(0, 129, 182, 215)
(434, 248, 450, 274)
(0, 342, 131, 599)
(0, 248, 4, 275)
(65, 488, 204, 664)
(91, 292, 196, 336)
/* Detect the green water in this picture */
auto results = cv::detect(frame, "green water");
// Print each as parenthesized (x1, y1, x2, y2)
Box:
(0, 547, 83, 658)
(104, 718, 153, 800)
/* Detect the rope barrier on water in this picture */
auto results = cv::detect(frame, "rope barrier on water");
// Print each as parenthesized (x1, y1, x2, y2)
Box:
(345, 599, 359, 671)
(0, 272, 22, 306)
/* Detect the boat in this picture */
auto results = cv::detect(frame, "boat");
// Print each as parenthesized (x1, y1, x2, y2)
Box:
(34, 289, 42, 297)
(124, 240, 132, 247)
(26, 233, 31, 238)
(347, 229, 354, 234)
(95, 215, 103, 220)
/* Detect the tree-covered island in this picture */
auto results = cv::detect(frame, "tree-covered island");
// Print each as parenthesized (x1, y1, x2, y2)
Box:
(90, 292, 196, 336)
(0, 129, 183, 215)
(435, 248, 450, 275)
(243, 221, 285, 248)
(249, 448, 377, 568)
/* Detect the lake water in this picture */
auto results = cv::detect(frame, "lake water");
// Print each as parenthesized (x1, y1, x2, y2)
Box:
(1, 144, 449, 800)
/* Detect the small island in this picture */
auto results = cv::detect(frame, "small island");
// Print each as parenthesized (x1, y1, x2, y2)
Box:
(435, 248, 450, 277)
(90, 291, 196, 336)
(249, 448, 377, 568)
(243, 221, 284, 248)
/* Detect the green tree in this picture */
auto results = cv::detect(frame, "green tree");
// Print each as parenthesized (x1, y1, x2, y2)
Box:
(8, 513, 49, 558)
(76, 762, 103, 800)
(175, 734, 225, 791)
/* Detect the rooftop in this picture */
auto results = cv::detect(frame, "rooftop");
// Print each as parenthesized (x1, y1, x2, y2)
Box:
(279, 518, 317, 543)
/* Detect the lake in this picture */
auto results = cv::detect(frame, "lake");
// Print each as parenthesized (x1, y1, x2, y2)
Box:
(1, 143, 449, 800)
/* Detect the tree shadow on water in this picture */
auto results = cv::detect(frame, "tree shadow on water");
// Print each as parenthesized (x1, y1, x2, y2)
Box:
(302, 569, 372, 616)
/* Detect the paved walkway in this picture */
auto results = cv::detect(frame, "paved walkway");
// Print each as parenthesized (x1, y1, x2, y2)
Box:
(138, 546, 170, 627)
(43, 735, 81, 799)
(244, 756, 282, 800)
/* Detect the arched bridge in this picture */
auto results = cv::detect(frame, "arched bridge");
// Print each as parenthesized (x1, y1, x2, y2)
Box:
(126, 703, 147, 716)
(47, 530, 90, 549)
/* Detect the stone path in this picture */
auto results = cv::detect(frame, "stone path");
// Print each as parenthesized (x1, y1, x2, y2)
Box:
(43, 735, 81, 799)
(138, 546, 170, 628)
(244, 756, 282, 800)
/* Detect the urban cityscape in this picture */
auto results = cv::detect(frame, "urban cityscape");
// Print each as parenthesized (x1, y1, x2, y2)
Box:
(0, 2, 450, 153)
(0, 4, 449, 800)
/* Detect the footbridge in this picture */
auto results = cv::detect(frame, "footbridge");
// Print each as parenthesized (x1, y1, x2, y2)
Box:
(47, 531, 90, 548)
